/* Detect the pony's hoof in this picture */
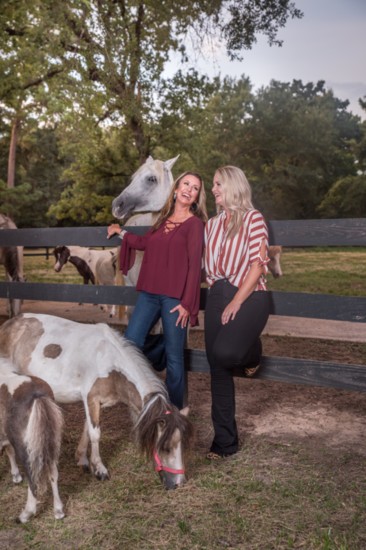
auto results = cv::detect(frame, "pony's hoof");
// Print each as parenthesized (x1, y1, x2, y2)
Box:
(95, 471, 110, 481)
(12, 473, 22, 484)
(54, 510, 65, 520)
(16, 513, 31, 524)
(79, 464, 90, 474)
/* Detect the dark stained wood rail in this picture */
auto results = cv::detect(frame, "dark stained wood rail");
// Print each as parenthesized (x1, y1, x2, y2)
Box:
(1, 219, 365, 392)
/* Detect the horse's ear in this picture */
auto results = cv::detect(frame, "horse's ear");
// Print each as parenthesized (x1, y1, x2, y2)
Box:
(164, 155, 180, 171)
(146, 155, 154, 163)
(179, 406, 189, 417)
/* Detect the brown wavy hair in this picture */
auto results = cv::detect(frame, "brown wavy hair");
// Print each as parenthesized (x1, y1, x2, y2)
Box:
(152, 171, 208, 231)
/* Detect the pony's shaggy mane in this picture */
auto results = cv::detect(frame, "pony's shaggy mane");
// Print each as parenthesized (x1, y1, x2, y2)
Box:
(133, 393, 193, 458)
(102, 325, 167, 394)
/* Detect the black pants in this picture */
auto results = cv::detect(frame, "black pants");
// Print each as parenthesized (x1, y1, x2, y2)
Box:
(204, 280, 270, 456)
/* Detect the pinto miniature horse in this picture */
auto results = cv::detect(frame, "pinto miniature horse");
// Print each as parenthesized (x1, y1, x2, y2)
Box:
(0, 313, 193, 489)
(0, 359, 64, 523)
(0, 214, 25, 317)
(53, 245, 118, 316)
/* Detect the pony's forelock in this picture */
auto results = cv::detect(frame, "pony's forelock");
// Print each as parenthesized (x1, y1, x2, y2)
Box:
(133, 393, 193, 458)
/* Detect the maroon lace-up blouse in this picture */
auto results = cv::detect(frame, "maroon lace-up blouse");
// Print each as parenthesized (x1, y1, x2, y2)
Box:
(119, 216, 204, 326)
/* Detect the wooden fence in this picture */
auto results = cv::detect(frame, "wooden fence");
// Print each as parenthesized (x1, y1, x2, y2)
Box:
(0, 219, 365, 392)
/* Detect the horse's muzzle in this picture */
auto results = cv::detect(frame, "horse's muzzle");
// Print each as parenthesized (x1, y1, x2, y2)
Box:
(158, 470, 186, 490)
(154, 449, 186, 489)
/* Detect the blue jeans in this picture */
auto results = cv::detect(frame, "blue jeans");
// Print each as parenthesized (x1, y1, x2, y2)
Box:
(124, 291, 187, 410)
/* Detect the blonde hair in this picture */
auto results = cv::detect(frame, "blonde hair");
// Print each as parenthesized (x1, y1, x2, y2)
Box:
(214, 165, 254, 238)
(152, 171, 208, 230)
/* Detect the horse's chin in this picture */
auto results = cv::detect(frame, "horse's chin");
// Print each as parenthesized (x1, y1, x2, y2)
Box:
(158, 471, 186, 490)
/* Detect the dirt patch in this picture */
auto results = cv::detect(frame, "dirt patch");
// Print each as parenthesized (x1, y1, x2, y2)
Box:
(187, 330, 366, 457)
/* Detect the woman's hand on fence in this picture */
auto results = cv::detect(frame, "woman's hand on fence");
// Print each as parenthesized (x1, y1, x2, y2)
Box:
(107, 224, 122, 239)
(170, 304, 189, 328)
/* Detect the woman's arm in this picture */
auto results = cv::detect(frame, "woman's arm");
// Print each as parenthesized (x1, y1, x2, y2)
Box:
(107, 223, 148, 251)
(175, 219, 205, 327)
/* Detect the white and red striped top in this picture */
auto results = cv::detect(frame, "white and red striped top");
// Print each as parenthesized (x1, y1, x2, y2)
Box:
(204, 209, 269, 290)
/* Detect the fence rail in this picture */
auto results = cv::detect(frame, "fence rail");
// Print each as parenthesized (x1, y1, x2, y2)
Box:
(1, 219, 366, 392)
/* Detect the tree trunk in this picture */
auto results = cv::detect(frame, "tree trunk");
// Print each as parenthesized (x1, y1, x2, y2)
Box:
(7, 117, 20, 188)
(130, 114, 150, 164)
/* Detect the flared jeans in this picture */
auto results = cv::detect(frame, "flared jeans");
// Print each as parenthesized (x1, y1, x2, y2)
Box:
(125, 291, 187, 410)
(204, 280, 270, 456)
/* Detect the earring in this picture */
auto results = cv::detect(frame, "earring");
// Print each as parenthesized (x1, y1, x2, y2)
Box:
(173, 192, 177, 201)
(191, 202, 198, 212)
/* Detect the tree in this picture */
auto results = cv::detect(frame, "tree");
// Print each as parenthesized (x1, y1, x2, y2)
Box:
(0, 127, 68, 226)
(34, 0, 302, 162)
(241, 80, 361, 219)
(1, 1, 304, 224)
(160, 74, 255, 214)
(0, 1, 67, 188)
(47, 127, 141, 225)
(318, 175, 366, 218)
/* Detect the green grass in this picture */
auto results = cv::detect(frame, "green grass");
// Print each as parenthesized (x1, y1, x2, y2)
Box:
(266, 247, 366, 296)
(1, 419, 364, 549)
(21, 249, 111, 284)
(18, 247, 366, 296)
(1, 245, 364, 290)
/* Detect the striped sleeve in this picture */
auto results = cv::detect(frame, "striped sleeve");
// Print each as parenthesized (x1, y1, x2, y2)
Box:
(247, 211, 270, 270)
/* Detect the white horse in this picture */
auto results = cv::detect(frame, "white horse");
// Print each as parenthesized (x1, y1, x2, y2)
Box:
(0, 313, 193, 489)
(0, 214, 25, 317)
(53, 245, 118, 316)
(0, 358, 64, 523)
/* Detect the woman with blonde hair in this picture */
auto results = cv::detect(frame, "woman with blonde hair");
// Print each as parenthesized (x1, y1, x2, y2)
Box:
(108, 171, 207, 409)
(204, 165, 270, 458)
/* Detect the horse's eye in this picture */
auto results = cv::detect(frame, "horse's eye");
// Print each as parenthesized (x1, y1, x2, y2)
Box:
(147, 176, 158, 184)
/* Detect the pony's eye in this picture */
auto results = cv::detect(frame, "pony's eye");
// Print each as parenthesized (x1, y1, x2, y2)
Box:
(148, 176, 158, 184)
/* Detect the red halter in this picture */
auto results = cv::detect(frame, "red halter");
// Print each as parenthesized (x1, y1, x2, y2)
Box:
(153, 411, 185, 475)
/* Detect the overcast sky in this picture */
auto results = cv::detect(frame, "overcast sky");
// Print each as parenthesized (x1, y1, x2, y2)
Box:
(170, 0, 366, 119)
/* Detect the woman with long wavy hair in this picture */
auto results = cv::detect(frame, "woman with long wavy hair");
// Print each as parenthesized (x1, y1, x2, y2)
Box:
(108, 171, 207, 409)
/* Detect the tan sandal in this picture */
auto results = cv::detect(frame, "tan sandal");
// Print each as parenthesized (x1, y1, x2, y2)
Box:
(206, 451, 225, 460)
(244, 364, 260, 378)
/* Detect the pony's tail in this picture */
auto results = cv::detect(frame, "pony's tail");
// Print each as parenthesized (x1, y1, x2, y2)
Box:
(24, 395, 64, 496)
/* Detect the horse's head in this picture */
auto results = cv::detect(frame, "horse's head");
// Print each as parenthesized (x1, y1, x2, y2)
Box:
(153, 406, 192, 489)
(268, 245, 283, 278)
(111, 155, 179, 221)
(134, 395, 193, 490)
(53, 246, 70, 272)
